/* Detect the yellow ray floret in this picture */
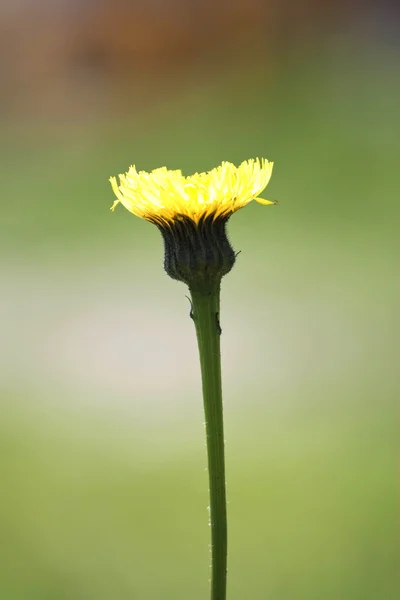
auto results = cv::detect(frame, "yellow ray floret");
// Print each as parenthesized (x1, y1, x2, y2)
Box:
(110, 158, 275, 224)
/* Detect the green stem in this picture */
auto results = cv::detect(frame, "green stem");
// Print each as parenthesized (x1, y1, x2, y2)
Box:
(190, 286, 227, 600)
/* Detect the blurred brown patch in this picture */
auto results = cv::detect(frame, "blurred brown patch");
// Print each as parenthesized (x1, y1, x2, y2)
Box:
(0, 0, 348, 118)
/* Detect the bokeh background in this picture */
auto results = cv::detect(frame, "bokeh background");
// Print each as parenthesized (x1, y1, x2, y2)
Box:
(0, 1, 398, 598)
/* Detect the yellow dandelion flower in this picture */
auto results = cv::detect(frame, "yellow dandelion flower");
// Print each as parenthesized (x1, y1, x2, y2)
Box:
(108, 156, 279, 599)
(110, 158, 274, 225)
(110, 158, 276, 292)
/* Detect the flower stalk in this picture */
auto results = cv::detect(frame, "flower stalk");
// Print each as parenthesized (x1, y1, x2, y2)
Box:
(190, 286, 227, 600)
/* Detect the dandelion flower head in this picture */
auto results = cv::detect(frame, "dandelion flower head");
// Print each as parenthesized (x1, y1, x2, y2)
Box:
(110, 158, 274, 226)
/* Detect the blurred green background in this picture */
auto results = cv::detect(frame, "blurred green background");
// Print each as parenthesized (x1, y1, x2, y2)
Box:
(0, 2, 398, 598)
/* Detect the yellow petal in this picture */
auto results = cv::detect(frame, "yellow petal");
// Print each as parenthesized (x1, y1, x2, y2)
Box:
(109, 176, 124, 209)
(255, 197, 277, 206)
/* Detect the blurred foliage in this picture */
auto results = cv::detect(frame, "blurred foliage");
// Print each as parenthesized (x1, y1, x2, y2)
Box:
(0, 39, 398, 599)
